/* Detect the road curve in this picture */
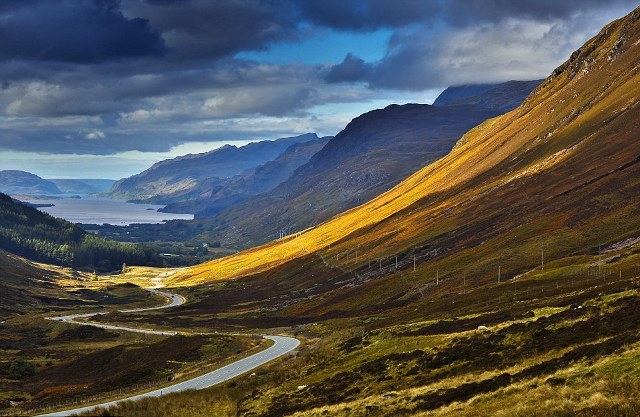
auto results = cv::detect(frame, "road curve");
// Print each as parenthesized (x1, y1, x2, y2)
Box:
(34, 336, 299, 417)
(47, 288, 186, 336)
(35, 273, 300, 417)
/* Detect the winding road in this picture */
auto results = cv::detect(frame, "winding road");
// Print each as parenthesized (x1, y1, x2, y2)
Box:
(35, 272, 300, 417)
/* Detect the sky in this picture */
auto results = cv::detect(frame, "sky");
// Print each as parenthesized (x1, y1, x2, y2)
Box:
(0, 0, 637, 179)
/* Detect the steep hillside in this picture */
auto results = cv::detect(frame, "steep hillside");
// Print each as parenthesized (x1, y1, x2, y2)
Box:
(0, 193, 146, 270)
(195, 80, 540, 247)
(161, 136, 331, 215)
(0, 250, 87, 319)
(0, 170, 61, 195)
(108, 133, 318, 202)
(172, 5, 640, 303)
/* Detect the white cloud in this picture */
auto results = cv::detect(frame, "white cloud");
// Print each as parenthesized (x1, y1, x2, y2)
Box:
(85, 130, 106, 140)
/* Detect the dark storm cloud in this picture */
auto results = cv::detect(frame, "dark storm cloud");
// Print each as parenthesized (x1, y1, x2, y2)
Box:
(124, 0, 299, 61)
(299, 0, 637, 30)
(297, 0, 439, 31)
(0, 0, 638, 157)
(144, 0, 189, 5)
(0, 58, 319, 118)
(0, 0, 47, 13)
(0, 0, 165, 63)
(325, 54, 371, 83)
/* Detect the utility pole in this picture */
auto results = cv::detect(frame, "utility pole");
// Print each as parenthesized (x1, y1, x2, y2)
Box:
(498, 266, 501, 283)
(436, 270, 439, 285)
(413, 255, 416, 272)
(395, 256, 398, 269)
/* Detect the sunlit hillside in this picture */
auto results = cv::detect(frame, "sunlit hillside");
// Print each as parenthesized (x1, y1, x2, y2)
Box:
(172, 7, 640, 287)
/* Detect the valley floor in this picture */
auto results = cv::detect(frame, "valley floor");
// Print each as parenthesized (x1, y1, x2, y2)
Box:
(61, 243, 640, 417)
(0, 267, 266, 417)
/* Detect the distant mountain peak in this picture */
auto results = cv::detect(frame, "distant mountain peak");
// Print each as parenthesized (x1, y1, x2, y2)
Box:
(108, 133, 319, 202)
(0, 170, 61, 195)
(433, 80, 543, 112)
(433, 84, 497, 106)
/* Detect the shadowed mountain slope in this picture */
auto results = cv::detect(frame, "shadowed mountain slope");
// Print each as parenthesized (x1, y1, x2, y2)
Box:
(0, 170, 61, 195)
(434, 79, 544, 111)
(0, 249, 85, 319)
(196, 80, 540, 248)
(160, 136, 331, 216)
(108, 133, 318, 203)
(171, 4, 640, 311)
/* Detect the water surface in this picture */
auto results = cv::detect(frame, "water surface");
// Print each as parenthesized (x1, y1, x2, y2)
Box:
(30, 198, 194, 225)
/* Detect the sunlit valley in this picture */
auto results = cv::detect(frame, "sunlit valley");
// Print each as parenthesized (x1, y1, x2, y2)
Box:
(1, 2, 640, 416)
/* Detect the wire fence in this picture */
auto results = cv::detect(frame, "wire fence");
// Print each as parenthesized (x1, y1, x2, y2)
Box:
(309, 239, 640, 303)
(3, 375, 175, 416)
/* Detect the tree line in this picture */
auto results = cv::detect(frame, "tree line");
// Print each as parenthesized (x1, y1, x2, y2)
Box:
(0, 193, 147, 271)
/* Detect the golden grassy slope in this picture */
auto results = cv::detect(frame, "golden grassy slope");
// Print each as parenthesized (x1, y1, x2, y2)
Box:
(171, 7, 640, 287)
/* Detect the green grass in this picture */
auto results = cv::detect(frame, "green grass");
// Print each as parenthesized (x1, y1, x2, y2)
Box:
(76, 272, 640, 417)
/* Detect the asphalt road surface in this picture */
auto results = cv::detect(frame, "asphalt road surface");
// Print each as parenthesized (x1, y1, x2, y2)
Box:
(34, 271, 300, 417)
(47, 287, 185, 336)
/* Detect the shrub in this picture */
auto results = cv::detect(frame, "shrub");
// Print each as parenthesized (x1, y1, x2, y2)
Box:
(8, 359, 36, 379)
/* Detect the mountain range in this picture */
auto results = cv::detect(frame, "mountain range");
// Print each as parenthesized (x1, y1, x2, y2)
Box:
(160, 135, 331, 215)
(0, 170, 115, 196)
(107, 133, 320, 203)
(188, 79, 541, 247)
(0, 170, 62, 195)
(136, 10, 640, 414)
